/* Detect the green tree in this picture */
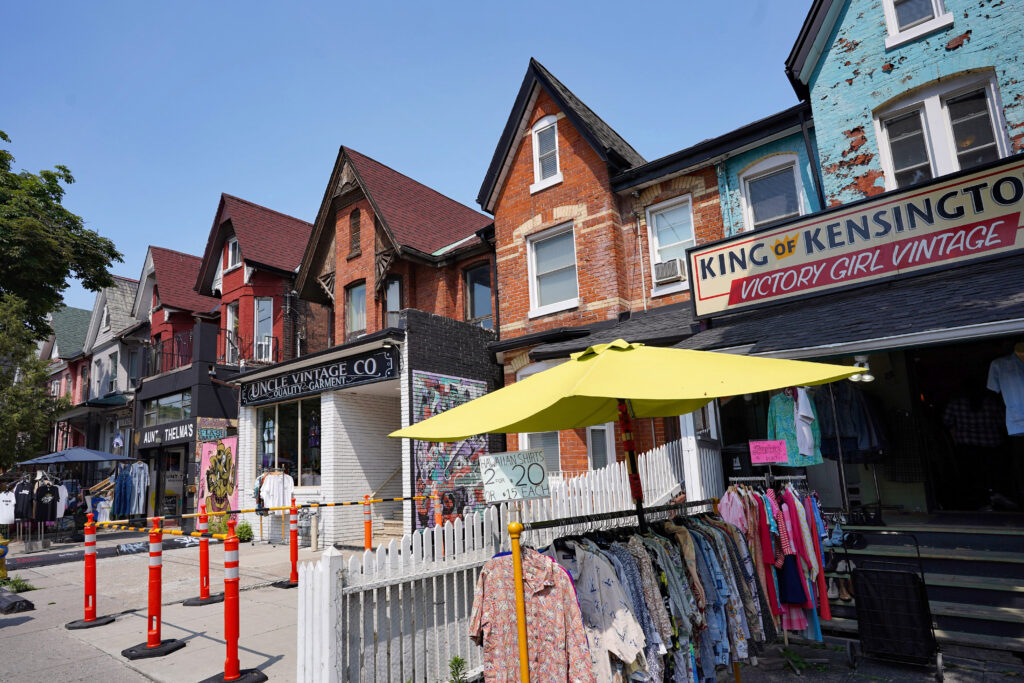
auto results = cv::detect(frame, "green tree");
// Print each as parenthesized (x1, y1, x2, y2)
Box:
(0, 130, 122, 340)
(0, 295, 69, 468)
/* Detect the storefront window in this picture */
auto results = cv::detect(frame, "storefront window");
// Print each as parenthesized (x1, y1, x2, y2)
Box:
(255, 398, 322, 486)
(144, 390, 192, 426)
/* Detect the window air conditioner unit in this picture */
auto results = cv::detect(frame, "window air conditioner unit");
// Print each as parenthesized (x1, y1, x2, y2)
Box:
(653, 258, 683, 285)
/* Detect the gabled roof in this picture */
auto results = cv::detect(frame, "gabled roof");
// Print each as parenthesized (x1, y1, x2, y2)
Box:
(105, 276, 139, 333)
(785, 0, 843, 100)
(477, 58, 646, 212)
(295, 146, 492, 300)
(49, 306, 92, 359)
(195, 194, 313, 295)
(149, 247, 220, 314)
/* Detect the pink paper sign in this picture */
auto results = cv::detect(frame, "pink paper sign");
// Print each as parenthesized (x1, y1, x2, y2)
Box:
(749, 440, 788, 464)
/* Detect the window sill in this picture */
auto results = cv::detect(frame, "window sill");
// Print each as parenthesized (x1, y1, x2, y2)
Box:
(650, 281, 687, 298)
(224, 263, 242, 275)
(528, 298, 578, 319)
(346, 250, 362, 261)
(885, 13, 954, 49)
(529, 172, 563, 195)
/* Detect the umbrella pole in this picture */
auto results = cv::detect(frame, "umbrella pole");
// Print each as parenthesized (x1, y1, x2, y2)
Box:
(508, 517, 530, 682)
(617, 399, 647, 532)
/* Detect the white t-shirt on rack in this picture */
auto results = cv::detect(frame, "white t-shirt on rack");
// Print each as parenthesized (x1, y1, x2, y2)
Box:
(0, 491, 15, 525)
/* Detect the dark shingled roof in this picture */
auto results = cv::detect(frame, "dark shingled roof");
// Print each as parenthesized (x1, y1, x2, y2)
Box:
(196, 194, 313, 294)
(105, 275, 140, 334)
(477, 58, 646, 210)
(150, 247, 221, 315)
(676, 254, 1024, 356)
(344, 147, 493, 256)
(530, 303, 696, 361)
(50, 306, 92, 358)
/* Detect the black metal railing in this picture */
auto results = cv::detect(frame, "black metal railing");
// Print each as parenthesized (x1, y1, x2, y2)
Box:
(146, 330, 194, 376)
(220, 329, 279, 366)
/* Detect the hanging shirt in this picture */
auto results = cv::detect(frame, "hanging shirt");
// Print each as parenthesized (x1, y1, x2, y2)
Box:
(767, 391, 822, 466)
(56, 484, 68, 518)
(0, 490, 15, 524)
(34, 483, 60, 522)
(795, 388, 817, 458)
(130, 461, 150, 515)
(470, 548, 596, 682)
(987, 354, 1024, 435)
(259, 473, 295, 513)
(13, 482, 33, 520)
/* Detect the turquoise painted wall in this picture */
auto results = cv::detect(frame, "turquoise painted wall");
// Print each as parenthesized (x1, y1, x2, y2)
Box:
(808, 0, 1024, 205)
(717, 132, 823, 236)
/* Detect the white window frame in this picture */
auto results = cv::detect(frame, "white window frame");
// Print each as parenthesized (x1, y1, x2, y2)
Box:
(645, 195, 696, 298)
(586, 422, 616, 471)
(738, 154, 806, 233)
(529, 115, 563, 194)
(882, 0, 953, 49)
(226, 236, 242, 271)
(107, 351, 118, 393)
(517, 360, 562, 475)
(874, 72, 1010, 191)
(101, 304, 111, 331)
(254, 297, 274, 361)
(526, 222, 579, 318)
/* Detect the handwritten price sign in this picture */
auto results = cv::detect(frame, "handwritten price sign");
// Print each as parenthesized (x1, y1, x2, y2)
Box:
(749, 440, 788, 464)
(479, 450, 550, 503)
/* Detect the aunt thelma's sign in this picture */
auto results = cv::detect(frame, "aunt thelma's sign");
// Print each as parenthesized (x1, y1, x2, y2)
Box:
(688, 157, 1024, 317)
(240, 347, 398, 406)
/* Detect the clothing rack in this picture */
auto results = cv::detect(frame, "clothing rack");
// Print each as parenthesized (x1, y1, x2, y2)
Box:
(729, 473, 807, 488)
(506, 498, 744, 682)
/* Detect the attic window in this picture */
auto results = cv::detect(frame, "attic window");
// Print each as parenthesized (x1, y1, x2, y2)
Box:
(882, 0, 953, 48)
(227, 237, 241, 269)
(530, 115, 563, 194)
(348, 209, 362, 258)
(101, 305, 111, 330)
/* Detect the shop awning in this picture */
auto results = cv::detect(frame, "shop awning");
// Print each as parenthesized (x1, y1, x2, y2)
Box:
(676, 253, 1024, 359)
(84, 394, 129, 407)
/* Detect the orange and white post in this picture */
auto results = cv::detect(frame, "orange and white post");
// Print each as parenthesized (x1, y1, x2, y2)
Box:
(289, 498, 299, 585)
(65, 512, 115, 629)
(363, 494, 372, 551)
(184, 503, 223, 606)
(121, 518, 185, 659)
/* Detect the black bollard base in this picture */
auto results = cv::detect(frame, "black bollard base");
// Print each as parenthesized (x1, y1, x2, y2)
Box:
(121, 638, 186, 660)
(272, 579, 298, 589)
(65, 614, 116, 629)
(182, 592, 225, 607)
(199, 668, 269, 683)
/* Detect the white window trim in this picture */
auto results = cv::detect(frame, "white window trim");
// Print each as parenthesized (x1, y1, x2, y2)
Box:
(645, 195, 695, 298)
(529, 115, 563, 194)
(517, 360, 563, 474)
(225, 236, 242, 272)
(526, 222, 579, 318)
(873, 71, 1010, 191)
(738, 154, 806, 233)
(586, 422, 616, 471)
(882, 0, 953, 50)
(254, 296, 273, 357)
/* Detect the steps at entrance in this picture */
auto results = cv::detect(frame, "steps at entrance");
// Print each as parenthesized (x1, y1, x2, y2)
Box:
(821, 522, 1024, 652)
(372, 519, 405, 540)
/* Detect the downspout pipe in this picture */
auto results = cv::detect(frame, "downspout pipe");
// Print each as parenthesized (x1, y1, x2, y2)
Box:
(799, 110, 827, 210)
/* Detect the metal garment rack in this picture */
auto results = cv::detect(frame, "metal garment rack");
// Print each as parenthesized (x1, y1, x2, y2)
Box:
(729, 473, 808, 488)
(506, 498, 745, 682)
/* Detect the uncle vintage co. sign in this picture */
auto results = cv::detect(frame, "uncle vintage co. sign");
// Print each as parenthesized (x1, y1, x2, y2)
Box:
(240, 347, 398, 406)
(688, 157, 1024, 317)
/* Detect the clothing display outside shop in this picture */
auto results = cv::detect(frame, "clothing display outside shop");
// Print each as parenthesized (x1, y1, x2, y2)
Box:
(470, 502, 827, 683)
(813, 382, 886, 463)
(0, 489, 15, 525)
(766, 388, 822, 466)
(111, 461, 150, 517)
(255, 470, 294, 514)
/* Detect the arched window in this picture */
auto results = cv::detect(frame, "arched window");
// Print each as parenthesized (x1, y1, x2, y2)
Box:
(530, 115, 562, 194)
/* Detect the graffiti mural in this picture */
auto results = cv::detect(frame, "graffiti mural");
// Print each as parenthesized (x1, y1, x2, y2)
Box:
(411, 371, 488, 529)
(198, 437, 238, 516)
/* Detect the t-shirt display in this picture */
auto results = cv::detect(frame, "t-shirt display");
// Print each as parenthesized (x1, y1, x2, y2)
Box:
(13, 481, 33, 520)
(767, 389, 823, 466)
(34, 482, 60, 522)
(0, 490, 15, 525)
(987, 353, 1024, 435)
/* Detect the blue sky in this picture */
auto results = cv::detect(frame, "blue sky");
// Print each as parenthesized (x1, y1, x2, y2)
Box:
(4, 1, 811, 311)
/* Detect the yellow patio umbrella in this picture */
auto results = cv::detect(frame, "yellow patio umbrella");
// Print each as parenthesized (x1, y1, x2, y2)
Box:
(390, 339, 858, 683)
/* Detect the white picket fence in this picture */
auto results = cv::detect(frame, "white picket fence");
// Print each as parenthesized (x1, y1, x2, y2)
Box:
(296, 438, 688, 682)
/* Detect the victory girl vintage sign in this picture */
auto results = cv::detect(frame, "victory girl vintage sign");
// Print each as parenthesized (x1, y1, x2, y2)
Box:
(240, 347, 398, 406)
(688, 157, 1024, 317)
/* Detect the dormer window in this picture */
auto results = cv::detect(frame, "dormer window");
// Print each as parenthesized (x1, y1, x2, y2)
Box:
(226, 237, 241, 269)
(882, 0, 953, 49)
(101, 305, 111, 330)
(530, 115, 563, 194)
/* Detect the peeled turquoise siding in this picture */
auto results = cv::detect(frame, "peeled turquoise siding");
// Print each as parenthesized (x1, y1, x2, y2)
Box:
(717, 133, 823, 237)
(808, 0, 1024, 206)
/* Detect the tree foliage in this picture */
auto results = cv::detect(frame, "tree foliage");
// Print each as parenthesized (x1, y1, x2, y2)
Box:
(0, 294, 69, 468)
(0, 130, 122, 340)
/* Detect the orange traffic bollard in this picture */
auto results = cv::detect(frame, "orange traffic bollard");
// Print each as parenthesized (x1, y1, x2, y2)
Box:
(65, 513, 115, 629)
(198, 520, 267, 683)
(433, 490, 443, 527)
(273, 498, 299, 589)
(122, 518, 186, 659)
(184, 503, 224, 607)
(363, 494, 372, 550)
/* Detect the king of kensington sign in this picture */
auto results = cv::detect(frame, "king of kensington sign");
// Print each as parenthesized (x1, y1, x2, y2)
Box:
(688, 157, 1024, 318)
(240, 347, 398, 406)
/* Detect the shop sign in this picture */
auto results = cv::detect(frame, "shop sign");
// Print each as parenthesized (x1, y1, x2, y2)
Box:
(749, 440, 788, 464)
(240, 347, 398, 406)
(137, 418, 195, 447)
(479, 449, 550, 503)
(688, 157, 1024, 317)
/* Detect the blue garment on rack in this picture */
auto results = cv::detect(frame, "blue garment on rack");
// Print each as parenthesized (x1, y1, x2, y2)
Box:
(113, 465, 134, 517)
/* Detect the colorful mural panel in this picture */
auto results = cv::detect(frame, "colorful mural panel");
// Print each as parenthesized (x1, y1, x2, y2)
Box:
(198, 436, 239, 516)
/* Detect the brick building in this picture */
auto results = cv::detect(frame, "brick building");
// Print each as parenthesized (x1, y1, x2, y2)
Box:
(232, 147, 502, 544)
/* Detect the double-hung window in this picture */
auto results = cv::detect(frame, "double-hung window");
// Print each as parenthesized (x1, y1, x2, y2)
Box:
(464, 264, 492, 330)
(518, 360, 562, 474)
(646, 197, 696, 294)
(882, 0, 953, 48)
(254, 297, 274, 362)
(384, 277, 402, 328)
(527, 224, 578, 318)
(740, 155, 804, 231)
(587, 423, 615, 471)
(530, 115, 562, 193)
(345, 281, 366, 340)
(876, 73, 1008, 190)
(226, 237, 241, 269)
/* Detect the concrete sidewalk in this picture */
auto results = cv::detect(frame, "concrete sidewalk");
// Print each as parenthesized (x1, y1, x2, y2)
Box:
(0, 537, 351, 682)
